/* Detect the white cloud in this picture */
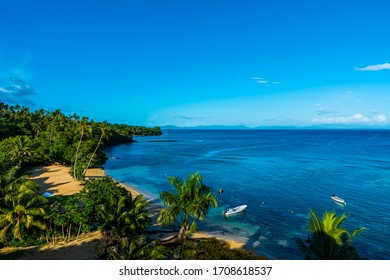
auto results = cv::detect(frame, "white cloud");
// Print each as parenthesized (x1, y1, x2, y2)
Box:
(354, 63, 390, 71)
(250, 77, 281, 85)
(251, 77, 268, 84)
(315, 104, 339, 115)
(373, 114, 387, 122)
(0, 87, 13, 93)
(251, 77, 265, 80)
(312, 113, 387, 125)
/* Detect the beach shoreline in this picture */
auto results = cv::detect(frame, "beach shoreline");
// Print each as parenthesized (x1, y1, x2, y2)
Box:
(28, 164, 246, 252)
(102, 169, 247, 249)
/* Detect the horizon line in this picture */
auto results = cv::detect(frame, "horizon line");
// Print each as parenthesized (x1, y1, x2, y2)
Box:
(159, 124, 390, 130)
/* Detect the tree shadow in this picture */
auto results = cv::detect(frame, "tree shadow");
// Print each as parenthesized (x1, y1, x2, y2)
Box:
(8, 234, 102, 260)
(27, 165, 84, 196)
(32, 176, 82, 196)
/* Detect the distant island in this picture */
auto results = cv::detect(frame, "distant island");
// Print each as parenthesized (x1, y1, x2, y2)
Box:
(161, 124, 390, 130)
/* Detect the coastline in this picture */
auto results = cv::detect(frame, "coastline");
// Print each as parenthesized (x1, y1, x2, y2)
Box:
(103, 168, 247, 249)
(29, 164, 246, 251)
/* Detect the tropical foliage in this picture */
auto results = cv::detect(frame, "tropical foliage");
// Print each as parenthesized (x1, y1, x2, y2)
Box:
(47, 195, 89, 243)
(171, 238, 268, 260)
(96, 191, 150, 236)
(96, 232, 168, 260)
(76, 177, 130, 226)
(0, 100, 161, 248)
(0, 101, 161, 179)
(109, 124, 162, 136)
(297, 209, 365, 259)
(158, 172, 218, 239)
(0, 170, 48, 242)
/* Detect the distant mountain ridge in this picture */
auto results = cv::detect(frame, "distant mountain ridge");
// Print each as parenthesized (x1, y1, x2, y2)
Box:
(160, 124, 390, 130)
(161, 125, 251, 130)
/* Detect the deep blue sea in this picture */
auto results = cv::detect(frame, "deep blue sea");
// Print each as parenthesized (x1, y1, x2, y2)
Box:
(104, 129, 390, 260)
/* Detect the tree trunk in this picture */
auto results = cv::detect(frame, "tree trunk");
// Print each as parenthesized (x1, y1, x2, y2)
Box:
(67, 223, 72, 242)
(52, 230, 56, 245)
(76, 223, 82, 242)
(178, 218, 190, 240)
(84, 132, 103, 175)
(74, 129, 84, 179)
(178, 227, 186, 240)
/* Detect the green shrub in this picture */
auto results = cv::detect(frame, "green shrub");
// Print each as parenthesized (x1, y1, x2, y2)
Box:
(171, 238, 268, 260)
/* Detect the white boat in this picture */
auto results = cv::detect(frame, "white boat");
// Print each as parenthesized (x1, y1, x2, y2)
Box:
(222, 205, 247, 216)
(331, 195, 346, 205)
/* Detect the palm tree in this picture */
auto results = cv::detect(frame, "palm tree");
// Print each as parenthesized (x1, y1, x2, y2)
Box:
(73, 116, 91, 179)
(84, 121, 112, 175)
(0, 165, 22, 191)
(98, 193, 150, 236)
(297, 209, 365, 259)
(114, 235, 167, 260)
(0, 179, 48, 242)
(8, 135, 35, 165)
(30, 122, 43, 139)
(157, 172, 217, 240)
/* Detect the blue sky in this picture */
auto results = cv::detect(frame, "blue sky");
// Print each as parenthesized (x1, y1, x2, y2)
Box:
(1, 0, 390, 127)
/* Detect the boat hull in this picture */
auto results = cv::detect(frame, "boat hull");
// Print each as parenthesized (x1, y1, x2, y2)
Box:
(222, 205, 247, 216)
(331, 195, 346, 205)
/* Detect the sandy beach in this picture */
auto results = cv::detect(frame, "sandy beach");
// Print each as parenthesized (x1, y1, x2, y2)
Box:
(27, 164, 244, 258)
(28, 165, 84, 196)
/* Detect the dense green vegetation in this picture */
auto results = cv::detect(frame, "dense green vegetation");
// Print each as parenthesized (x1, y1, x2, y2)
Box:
(0, 101, 161, 180)
(109, 124, 162, 137)
(96, 234, 267, 260)
(0, 101, 160, 248)
(169, 238, 268, 260)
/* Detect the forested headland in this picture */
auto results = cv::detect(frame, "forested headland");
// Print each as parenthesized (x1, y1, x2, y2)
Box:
(0, 101, 161, 179)
(0, 101, 163, 253)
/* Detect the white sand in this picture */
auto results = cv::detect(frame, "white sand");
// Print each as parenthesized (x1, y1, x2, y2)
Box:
(28, 165, 83, 196)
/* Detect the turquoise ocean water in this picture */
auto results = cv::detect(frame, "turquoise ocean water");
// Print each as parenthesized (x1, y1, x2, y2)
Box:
(104, 129, 390, 259)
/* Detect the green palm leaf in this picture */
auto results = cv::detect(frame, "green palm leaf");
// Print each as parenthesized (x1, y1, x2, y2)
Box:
(299, 209, 365, 259)
(158, 172, 218, 239)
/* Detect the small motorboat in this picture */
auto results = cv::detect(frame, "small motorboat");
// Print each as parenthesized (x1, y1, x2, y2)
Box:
(331, 195, 346, 205)
(222, 205, 247, 216)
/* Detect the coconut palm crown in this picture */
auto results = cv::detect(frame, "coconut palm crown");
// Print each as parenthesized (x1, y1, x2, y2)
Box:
(298, 209, 365, 259)
(157, 172, 217, 239)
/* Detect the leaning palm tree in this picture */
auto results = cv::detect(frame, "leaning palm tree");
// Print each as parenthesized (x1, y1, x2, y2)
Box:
(297, 209, 365, 259)
(84, 121, 112, 175)
(157, 172, 217, 240)
(73, 116, 91, 180)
